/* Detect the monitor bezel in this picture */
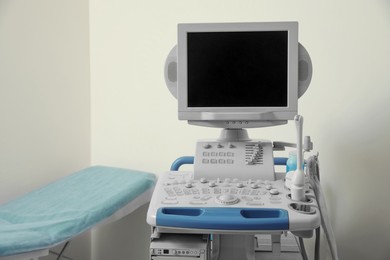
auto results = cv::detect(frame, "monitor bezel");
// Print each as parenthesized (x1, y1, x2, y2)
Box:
(177, 22, 299, 126)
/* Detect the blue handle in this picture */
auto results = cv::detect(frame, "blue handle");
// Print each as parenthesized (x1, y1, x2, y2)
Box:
(170, 156, 195, 171)
(157, 207, 289, 230)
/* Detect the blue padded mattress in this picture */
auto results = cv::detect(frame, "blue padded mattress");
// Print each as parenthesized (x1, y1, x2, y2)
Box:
(0, 166, 156, 256)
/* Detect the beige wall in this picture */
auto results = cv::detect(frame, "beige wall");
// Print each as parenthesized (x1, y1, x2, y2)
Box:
(90, 0, 390, 259)
(0, 0, 91, 259)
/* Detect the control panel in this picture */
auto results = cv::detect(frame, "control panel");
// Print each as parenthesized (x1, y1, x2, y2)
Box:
(194, 139, 275, 181)
(147, 171, 320, 232)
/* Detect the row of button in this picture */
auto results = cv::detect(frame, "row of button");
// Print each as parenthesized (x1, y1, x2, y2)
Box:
(202, 143, 235, 149)
(165, 180, 276, 191)
(203, 152, 235, 157)
(198, 177, 272, 185)
(165, 176, 272, 184)
(174, 250, 197, 255)
(164, 187, 279, 197)
(160, 195, 283, 206)
(202, 158, 234, 164)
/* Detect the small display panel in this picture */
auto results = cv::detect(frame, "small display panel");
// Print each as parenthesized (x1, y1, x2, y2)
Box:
(187, 31, 288, 107)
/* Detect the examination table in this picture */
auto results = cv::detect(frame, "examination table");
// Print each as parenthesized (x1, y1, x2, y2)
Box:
(0, 166, 156, 260)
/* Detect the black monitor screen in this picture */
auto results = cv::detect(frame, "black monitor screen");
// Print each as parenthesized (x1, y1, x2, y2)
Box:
(187, 31, 288, 107)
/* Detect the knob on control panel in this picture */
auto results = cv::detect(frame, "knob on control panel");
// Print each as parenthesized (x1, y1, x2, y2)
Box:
(216, 194, 239, 205)
(236, 182, 244, 188)
(208, 181, 216, 187)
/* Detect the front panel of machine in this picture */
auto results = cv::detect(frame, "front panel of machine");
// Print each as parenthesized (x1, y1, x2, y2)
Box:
(147, 170, 320, 232)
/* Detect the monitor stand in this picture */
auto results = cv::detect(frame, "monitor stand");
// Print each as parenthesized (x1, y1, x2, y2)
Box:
(218, 128, 251, 142)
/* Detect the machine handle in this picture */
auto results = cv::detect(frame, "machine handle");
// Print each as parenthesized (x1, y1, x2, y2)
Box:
(156, 207, 289, 230)
(170, 156, 195, 171)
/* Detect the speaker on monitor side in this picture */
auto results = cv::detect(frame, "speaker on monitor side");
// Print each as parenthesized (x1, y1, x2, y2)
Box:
(164, 45, 178, 99)
(297, 43, 312, 98)
(164, 44, 312, 99)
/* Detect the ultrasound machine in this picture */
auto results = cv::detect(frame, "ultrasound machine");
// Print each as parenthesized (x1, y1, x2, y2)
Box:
(147, 22, 338, 260)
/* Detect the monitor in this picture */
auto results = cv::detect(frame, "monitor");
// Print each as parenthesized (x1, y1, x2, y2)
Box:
(177, 22, 299, 128)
